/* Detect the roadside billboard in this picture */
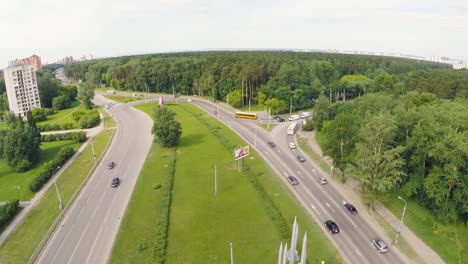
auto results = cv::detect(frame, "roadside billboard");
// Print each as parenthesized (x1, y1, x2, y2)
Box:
(234, 145, 250, 160)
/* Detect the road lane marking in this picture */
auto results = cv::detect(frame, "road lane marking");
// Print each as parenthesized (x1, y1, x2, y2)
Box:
(66, 223, 91, 264)
(354, 248, 362, 256)
(283, 172, 288, 177)
(310, 204, 321, 216)
(326, 202, 336, 213)
(342, 212, 358, 228)
(297, 171, 302, 175)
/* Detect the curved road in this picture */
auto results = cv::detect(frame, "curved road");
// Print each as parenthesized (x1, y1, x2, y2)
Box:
(35, 95, 153, 264)
(189, 98, 410, 264)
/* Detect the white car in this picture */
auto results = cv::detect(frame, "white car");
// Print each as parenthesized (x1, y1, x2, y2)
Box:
(289, 142, 296, 149)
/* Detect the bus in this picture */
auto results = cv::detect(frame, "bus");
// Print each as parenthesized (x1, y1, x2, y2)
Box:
(287, 121, 298, 135)
(234, 111, 258, 120)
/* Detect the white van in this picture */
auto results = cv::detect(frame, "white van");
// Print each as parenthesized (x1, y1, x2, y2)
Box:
(301, 112, 311, 118)
(288, 115, 300, 121)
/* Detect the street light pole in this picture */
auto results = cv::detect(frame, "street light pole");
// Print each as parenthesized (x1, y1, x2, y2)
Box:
(54, 180, 63, 210)
(17, 186, 20, 201)
(394, 196, 407, 244)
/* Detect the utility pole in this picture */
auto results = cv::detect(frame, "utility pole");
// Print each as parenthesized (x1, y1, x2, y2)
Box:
(214, 164, 217, 196)
(54, 180, 63, 210)
(254, 127, 257, 147)
(394, 196, 407, 244)
(90, 138, 96, 163)
(230, 241, 234, 264)
(289, 97, 292, 116)
(268, 107, 271, 129)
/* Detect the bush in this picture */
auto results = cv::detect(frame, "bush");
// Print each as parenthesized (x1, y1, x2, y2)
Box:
(52, 95, 71, 110)
(41, 131, 87, 143)
(29, 146, 76, 192)
(31, 108, 47, 122)
(302, 120, 314, 131)
(15, 159, 32, 173)
(78, 114, 100, 129)
(0, 200, 20, 231)
(72, 110, 86, 122)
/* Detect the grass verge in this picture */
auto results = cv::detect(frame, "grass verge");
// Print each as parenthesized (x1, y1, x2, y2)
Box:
(0, 129, 114, 264)
(111, 102, 341, 263)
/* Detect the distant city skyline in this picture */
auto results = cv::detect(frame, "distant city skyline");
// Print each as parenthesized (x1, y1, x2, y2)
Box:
(2, 0, 467, 68)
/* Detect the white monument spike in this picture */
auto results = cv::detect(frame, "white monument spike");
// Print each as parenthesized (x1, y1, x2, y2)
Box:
(290, 220, 299, 263)
(278, 242, 283, 264)
(282, 242, 288, 264)
(300, 232, 307, 264)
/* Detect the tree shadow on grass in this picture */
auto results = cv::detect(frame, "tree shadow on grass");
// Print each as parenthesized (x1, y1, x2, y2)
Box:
(178, 133, 205, 147)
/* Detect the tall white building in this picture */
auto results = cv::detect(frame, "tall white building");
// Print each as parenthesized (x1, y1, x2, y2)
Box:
(3, 64, 41, 118)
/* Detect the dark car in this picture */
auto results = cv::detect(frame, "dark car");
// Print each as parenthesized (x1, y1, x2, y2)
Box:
(296, 155, 305, 162)
(111, 177, 120, 188)
(267, 141, 276, 148)
(287, 176, 299, 185)
(274, 115, 285, 122)
(325, 220, 340, 234)
(372, 239, 388, 253)
(344, 203, 358, 215)
(107, 161, 115, 169)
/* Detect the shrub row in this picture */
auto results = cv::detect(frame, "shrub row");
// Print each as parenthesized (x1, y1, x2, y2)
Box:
(29, 146, 76, 192)
(153, 149, 176, 264)
(0, 200, 20, 231)
(187, 107, 290, 240)
(38, 123, 74, 132)
(41, 132, 87, 143)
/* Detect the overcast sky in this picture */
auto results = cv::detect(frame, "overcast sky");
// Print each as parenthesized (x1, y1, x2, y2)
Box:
(1, 0, 467, 68)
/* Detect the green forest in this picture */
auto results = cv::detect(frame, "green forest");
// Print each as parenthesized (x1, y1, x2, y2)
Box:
(64, 51, 467, 223)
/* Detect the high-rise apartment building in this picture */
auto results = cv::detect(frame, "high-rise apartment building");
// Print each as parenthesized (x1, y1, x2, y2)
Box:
(8, 54, 42, 71)
(3, 64, 41, 118)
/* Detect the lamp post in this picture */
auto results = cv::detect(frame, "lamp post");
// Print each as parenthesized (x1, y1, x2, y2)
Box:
(394, 196, 407, 244)
(17, 186, 20, 201)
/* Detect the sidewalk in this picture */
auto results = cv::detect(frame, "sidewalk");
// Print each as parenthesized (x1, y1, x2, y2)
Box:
(301, 130, 445, 264)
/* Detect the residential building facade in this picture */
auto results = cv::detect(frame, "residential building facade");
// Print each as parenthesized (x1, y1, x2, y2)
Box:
(8, 54, 42, 71)
(3, 64, 41, 117)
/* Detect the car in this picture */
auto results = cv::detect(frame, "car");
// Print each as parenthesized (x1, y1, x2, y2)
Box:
(274, 115, 285, 122)
(317, 176, 327, 185)
(107, 161, 115, 169)
(372, 239, 388, 253)
(289, 142, 296, 149)
(287, 176, 299, 185)
(344, 203, 358, 215)
(288, 114, 300, 121)
(104, 104, 110, 109)
(111, 177, 120, 188)
(296, 155, 305, 162)
(325, 220, 340, 234)
(267, 141, 276, 148)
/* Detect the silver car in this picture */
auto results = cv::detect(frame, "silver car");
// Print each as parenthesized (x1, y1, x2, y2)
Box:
(372, 239, 388, 253)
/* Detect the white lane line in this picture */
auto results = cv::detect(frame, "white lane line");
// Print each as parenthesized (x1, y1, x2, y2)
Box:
(85, 191, 119, 264)
(354, 248, 362, 256)
(316, 202, 328, 215)
(298, 174, 304, 178)
(66, 223, 91, 264)
(342, 212, 358, 228)
(297, 171, 302, 175)
(310, 204, 321, 216)
(283, 172, 288, 177)
(326, 202, 336, 213)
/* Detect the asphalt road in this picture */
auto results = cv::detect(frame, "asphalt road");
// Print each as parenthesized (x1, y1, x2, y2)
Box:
(189, 98, 410, 264)
(35, 95, 153, 264)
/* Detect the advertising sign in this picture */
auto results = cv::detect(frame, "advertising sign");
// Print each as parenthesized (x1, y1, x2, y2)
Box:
(234, 146, 250, 160)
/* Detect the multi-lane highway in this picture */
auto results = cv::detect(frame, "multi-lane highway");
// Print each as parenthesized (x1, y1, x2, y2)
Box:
(189, 98, 411, 264)
(35, 95, 153, 264)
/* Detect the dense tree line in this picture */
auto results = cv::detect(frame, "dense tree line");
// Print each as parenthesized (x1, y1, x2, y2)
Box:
(317, 92, 468, 223)
(64, 51, 452, 113)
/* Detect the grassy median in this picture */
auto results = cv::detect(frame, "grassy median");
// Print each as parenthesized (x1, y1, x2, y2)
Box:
(110, 102, 341, 263)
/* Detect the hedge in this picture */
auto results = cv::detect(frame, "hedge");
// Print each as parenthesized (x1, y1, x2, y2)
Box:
(153, 149, 176, 264)
(29, 146, 76, 192)
(0, 200, 20, 231)
(41, 132, 87, 143)
(38, 123, 74, 132)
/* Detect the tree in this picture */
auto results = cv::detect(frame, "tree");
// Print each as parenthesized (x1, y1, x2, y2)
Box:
(346, 113, 405, 209)
(256, 91, 266, 106)
(2, 112, 41, 172)
(52, 95, 72, 110)
(37, 71, 60, 107)
(264, 98, 287, 115)
(227, 90, 242, 107)
(151, 106, 182, 147)
(77, 82, 95, 109)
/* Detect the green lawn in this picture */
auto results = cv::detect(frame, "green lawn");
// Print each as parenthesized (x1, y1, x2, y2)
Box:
(0, 129, 114, 264)
(0, 141, 80, 201)
(104, 95, 144, 103)
(37, 101, 82, 128)
(257, 123, 277, 131)
(111, 102, 341, 263)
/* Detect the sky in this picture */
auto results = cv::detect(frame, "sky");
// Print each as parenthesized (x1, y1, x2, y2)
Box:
(1, 0, 467, 68)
